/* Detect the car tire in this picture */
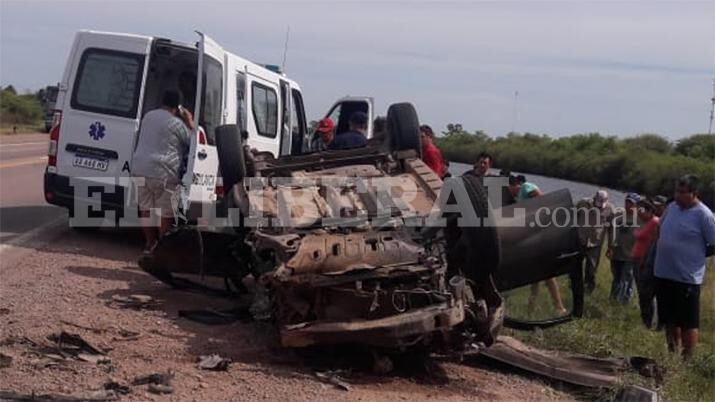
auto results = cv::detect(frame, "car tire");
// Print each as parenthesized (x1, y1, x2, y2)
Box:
(445, 174, 501, 282)
(215, 124, 247, 194)
(386, 102, 421, 156)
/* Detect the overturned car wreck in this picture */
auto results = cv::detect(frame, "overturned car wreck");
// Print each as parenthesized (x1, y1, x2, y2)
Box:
(143, 103, 583, 353)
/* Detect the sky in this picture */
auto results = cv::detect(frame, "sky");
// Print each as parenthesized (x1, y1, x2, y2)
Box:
(1, 1, 714, 138)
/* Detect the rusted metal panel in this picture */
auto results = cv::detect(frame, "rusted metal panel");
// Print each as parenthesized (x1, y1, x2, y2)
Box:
(281, 301, 465, 348)
(285, 232, 422, 274)
(479, 336, 628, 388)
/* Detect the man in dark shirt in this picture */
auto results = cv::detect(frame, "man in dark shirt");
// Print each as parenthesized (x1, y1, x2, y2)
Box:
(329, 111, 368, 150)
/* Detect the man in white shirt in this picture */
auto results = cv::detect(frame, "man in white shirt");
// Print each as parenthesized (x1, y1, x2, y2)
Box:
(131, 90, 193, 252)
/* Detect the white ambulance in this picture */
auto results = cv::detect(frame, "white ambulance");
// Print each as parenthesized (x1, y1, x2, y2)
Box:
(44, 30, 328, 222)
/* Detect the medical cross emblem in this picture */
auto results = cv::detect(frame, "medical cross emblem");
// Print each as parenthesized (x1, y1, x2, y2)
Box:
(89, 121, 106, 141)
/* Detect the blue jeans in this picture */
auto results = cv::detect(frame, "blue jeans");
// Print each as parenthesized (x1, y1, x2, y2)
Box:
(610, 259, 634, 303)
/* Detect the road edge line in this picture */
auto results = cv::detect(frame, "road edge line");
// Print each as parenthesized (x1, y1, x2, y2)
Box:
(0, 214, 67, 255)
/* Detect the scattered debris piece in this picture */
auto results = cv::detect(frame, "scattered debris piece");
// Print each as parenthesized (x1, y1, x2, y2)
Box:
(314, 370, 351, 391)
(132, 371, 174, 386)
(616, 385, 659, 402)
(629, 356, 664, 384)
(0, 336, 37, 348)
(178, 307, 251, 325)
(477, 336, 658, 388)
(147, 383, 174, 395)
(48, 331, 106, 356)
(198, 354, 232, 371)
(44, 331, 110, 365)
(0, 352, 12, 368)
(60, 320, 106, 334)
(110, 294, 160, 310)
(132, 371, 174, 395)
(108, 327, 141, 342)
(103, 381, 130, 395)
(41, 353, 66, 362)
(76, 353, 111, 364)
(0, 389, 119, 401)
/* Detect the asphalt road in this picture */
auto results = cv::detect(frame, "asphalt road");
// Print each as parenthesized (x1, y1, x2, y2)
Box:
(0, 133, 65, 244)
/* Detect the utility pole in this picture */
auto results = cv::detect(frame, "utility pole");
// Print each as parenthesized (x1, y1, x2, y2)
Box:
(511, 90, 519, 134)
(281, 25, 290, 72)
(709, 78, 715, 135)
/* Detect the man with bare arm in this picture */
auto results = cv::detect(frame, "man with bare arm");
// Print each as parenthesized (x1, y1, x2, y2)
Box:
(654, 175, 715, 359)
(131, 90, 193, 255)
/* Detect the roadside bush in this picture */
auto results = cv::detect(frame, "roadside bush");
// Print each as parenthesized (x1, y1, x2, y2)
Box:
(435, 128, 715, 208)
(675, 134, 715, 160)
(0, 86, 43, 125)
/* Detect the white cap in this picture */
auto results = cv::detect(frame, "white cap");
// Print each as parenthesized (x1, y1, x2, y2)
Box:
(594, 190, 608, 208)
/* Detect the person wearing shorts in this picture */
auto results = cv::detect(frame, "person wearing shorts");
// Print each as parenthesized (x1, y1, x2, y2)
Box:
(656, 278, 700, 336)
(131, 90, 192, 252)
(654, 175, 715, 359)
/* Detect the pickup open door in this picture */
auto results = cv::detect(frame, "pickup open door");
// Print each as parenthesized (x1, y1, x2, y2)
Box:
(309, 96, 373, 152)
(493, 189, 584, 328)
(181, 32, 224, 219)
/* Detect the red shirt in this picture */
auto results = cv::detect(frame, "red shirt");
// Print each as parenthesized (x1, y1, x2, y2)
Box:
(631, 216, 659, 262)
(422, 142, 443, 177)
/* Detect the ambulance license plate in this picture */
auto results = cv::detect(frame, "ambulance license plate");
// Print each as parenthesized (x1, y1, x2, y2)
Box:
(73, 156, 108, 171)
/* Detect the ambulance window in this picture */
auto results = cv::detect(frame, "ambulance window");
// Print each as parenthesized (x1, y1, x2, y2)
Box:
(235, 72, 247, 132)
(251, 83, 278, 138)
(200, 56, 223, 146)
(71, 48, 145, 118)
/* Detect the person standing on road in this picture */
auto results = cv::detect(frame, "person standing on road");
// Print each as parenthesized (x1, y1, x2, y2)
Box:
(329, 111, 368, 150)
(607, 193, 641, 303)
(509, 176, 568, 316)
(419, 125, 443, 176)
(654, 175, 715, 359)
(576, 190, 615, 294)
(632, 199, 660, 328)
(131, 90, 193, 253)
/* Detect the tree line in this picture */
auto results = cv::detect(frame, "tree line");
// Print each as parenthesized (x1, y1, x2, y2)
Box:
(434, 125, 715, 208)
(0, 85, 45, 125)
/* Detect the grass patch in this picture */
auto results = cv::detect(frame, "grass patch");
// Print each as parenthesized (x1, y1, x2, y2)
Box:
(502, 250, 715, 400)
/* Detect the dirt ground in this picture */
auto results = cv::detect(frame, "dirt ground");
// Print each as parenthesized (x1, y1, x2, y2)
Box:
(0, 227, 573, 401)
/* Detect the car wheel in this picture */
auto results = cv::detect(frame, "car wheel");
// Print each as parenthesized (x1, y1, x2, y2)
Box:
(386, 102, 421, 156)
(444, 174, 501, 282)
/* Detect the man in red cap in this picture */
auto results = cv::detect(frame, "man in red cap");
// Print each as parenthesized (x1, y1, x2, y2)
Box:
(311, 118, 335, 151)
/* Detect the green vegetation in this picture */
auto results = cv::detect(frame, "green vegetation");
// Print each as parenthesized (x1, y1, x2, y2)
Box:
(435, 127, 715, 208)
(0, 85, 44, 133)
(502, 255, 715, 400)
